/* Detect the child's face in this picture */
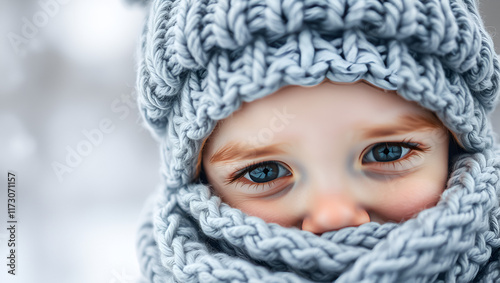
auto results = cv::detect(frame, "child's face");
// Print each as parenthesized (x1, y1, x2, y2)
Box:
(202, 81, 449, 234)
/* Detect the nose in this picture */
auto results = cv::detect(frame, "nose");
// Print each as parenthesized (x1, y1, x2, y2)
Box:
(301, 193, 370, 234)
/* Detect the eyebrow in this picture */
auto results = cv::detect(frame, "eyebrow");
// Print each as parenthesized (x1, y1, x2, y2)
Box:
(208, 114, 443, 164)
(361, 113, 443, 139)
(209, 142, 288, 164)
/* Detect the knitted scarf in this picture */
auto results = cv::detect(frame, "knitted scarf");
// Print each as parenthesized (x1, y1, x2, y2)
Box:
(134, 0, 500, 282)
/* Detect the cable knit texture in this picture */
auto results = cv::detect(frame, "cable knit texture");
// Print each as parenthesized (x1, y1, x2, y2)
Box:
(135, 0, 500, 281)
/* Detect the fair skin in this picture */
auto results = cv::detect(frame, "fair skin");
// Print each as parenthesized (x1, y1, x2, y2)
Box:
(202, 81, 450, 234)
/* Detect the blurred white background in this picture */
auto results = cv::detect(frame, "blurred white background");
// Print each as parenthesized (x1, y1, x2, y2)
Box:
(0, 1, 499, 283)
(1, 1, 157, 282)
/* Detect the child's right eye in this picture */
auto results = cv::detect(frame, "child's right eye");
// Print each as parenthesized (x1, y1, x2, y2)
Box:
(225, 160, 293, 190)
(242, 161, 292, 183)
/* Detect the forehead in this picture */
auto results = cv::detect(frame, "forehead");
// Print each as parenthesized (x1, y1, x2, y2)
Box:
(205, 81, 442, 150)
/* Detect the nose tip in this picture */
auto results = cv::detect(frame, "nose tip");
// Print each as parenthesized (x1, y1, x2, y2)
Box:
(301, 195, 370, 234)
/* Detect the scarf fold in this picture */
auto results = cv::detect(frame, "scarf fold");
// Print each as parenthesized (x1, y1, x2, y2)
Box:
(136, 149, 500, 282)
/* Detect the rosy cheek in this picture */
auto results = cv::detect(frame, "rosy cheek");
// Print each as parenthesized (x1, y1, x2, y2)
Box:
(232, 199, 301, 228)
(373, 180, 445, 222)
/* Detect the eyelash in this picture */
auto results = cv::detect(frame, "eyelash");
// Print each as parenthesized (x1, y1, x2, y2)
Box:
(225, 141, 430, 189)
(224, 160, 289, 187)
(362, 141, 428, 162)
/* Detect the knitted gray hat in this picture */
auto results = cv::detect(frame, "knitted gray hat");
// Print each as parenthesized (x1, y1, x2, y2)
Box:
(135, 0, 500, 282)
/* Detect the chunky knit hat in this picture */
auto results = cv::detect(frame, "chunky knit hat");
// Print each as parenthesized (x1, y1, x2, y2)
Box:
(135, 0, 500, 282)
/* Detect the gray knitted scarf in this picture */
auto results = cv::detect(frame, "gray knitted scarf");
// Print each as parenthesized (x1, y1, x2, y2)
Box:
(134, 0, 500, 282)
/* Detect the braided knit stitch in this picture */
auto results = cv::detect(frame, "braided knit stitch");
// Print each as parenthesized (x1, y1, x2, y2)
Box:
(134, 0, 500, 282)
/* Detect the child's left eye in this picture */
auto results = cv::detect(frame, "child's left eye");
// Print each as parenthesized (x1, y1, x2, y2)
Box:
(362, 142, 417, 163)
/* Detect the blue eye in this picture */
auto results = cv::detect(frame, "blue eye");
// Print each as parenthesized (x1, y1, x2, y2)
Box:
(363, 143, 412, 163)
(243, 161, 291, 183)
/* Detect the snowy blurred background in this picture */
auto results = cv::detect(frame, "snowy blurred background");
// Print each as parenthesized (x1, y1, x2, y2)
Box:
(0, 1, 499, 283)
(1, 1, 154, 282)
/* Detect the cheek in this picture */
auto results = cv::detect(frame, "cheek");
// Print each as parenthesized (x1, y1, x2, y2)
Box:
(371, 143, 450, 222)
(372, 176, 447, 222)
(228, 198, 302, 228)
